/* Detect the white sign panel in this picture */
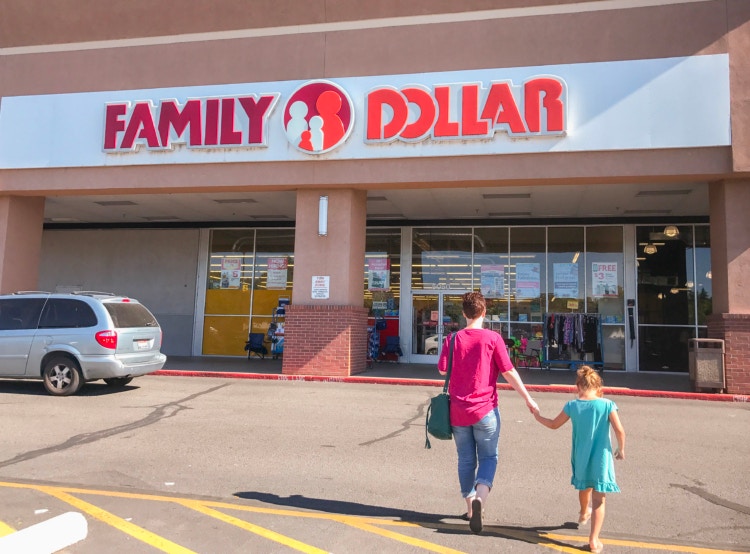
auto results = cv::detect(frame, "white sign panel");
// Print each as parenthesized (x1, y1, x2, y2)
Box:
(0, 55, 730, 169)
(553, 263, 579, 298)
(311, 275, 330, 299)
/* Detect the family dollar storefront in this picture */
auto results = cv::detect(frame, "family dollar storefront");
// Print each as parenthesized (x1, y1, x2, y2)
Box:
(1, 1, 750, 394)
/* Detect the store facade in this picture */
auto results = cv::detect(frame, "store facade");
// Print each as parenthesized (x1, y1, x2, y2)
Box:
(1, 1, 749, 393)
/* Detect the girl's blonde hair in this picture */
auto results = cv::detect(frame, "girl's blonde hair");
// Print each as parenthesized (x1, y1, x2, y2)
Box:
(576, 365, 603, 395)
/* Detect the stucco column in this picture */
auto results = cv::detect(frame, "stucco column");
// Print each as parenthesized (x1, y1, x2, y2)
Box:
(282, 189, 368, 376)
(0, 196, 45, 294)
(707, 180, 750, 395)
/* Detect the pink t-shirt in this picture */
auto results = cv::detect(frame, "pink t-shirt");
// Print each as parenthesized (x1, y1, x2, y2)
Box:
(437, 328, 514, 426)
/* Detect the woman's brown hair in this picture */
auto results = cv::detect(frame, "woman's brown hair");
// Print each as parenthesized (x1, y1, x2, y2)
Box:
(462, 291, 486, 320)
(576, 365, 603, 394)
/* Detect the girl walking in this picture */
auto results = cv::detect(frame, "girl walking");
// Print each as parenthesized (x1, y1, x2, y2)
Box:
(532, 366, 625, 553)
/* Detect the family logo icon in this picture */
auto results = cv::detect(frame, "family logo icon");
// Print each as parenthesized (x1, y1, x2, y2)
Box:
(283, 80, 354, 154)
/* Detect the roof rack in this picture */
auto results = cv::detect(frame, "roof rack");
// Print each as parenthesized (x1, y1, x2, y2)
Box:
(71, 291, 116, 296)
(12, 291, 51, 295)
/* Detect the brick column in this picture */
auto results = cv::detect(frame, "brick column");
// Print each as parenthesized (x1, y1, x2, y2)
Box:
(282, 189, 367, 377)
(708, 180, 750, 395)
(282, 305, 368, 376)
(707, 314, 750, 394)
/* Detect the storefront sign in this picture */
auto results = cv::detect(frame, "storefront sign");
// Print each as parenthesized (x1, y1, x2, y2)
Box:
(367, 257, 390, 291)
(553, 263, 579, 298)
(0, 55, 731, 169)
(220, 257, 242, 289)
(266, 257, 288, 290)
(311, 275, 330, 299)
(592, 262, 618, 297)
(515, 263, 541, 299)
(480, 265, 505, 298)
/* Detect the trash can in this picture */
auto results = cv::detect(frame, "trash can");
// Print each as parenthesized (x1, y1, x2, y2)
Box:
(688, 338, 725, 392)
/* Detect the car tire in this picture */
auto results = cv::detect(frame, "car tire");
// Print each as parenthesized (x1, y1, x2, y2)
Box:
(103, 377, 133, 387)
(42, 355, 83, 396)
(426, 348, 438, 355)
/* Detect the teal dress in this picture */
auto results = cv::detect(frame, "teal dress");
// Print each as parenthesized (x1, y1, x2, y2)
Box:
(563, 398, 620, 493)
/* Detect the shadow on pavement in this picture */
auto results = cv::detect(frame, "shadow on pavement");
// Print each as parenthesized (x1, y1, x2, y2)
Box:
(233, 491, 586, 549)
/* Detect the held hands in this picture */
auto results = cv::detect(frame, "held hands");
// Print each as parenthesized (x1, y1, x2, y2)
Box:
(526, 398, 539, 415)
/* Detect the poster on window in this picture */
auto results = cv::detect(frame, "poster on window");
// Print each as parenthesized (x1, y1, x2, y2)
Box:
(367, 257, 390, 291)
(553, 263, 579, 298)
(480, 265, 505, 298)
(592, 262, 618, 297)
(267, 257, 288, 290)
(220, 257, 241, 289)
(515, 263, 541, 299)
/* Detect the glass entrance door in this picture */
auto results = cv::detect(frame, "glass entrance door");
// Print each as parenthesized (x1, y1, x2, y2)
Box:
(412, 292, 467, 361)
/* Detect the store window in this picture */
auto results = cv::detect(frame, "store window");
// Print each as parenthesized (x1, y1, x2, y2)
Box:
(202, 229, 293, 356)
(412, 228, 473, 290)
(473, 227, 510, 335)
(587, 226, 625, 370)
(509, 227, 545, 341)
(637, 224, 709, 371)
(364, 229, 401, 317)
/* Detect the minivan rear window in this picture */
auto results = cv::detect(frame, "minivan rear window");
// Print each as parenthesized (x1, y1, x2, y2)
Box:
(39, 299, 97, 328)
(104, 303, 159, 328)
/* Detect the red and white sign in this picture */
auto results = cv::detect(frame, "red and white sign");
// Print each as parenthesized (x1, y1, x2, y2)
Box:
(365, 77, 566, 143)
(0, 56, 731, 168)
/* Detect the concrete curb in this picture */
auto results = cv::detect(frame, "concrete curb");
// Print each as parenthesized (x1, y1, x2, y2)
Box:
(153, 370, 748, 402)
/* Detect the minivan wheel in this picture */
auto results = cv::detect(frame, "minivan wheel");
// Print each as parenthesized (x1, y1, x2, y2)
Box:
(103, 377, 133, 387)
(42, 356, 83, 396)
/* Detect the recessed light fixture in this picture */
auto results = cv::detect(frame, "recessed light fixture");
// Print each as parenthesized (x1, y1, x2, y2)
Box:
(213, 198, 257, 204)
(95, 200, 137, 206)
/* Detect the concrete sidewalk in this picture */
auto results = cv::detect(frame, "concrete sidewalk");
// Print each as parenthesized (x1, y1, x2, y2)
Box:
(157, 355, 746, 401)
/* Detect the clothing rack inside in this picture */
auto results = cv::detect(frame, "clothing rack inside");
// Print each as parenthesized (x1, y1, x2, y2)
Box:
(541, 312, 604, 371)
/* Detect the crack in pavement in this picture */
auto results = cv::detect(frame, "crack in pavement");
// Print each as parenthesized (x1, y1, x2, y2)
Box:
(358, 398, 427, 446)
(0, 383, 230, 469)
(671, 483, 750, 516)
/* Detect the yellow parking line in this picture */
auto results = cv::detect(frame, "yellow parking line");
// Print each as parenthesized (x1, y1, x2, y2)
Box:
(543, 532, 748, 554)
(0, 482, 744, 554)
(38, 487, 196, 554)
(342, 518, 466, 554)
(178, 500, 328, 554)
(0, 520, 15, 537)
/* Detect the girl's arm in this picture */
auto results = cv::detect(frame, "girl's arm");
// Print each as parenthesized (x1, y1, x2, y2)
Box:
(610, 409, 626, 459)
(501, 368, 539, 413)
(534, 409, 569, 429)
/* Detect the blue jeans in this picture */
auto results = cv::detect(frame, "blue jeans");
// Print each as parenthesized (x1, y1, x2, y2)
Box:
(452, 407, 501, 498)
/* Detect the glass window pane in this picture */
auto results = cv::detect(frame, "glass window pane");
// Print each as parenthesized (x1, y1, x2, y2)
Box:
(509, 227, 545, 322)
(547, 227, 585, 314)
(638, 325, 695, 372)
(412, 228, 473, 290)
(692, 225, 712, 326)
(637, 225, 694, 325)
(587, 226, 624, 323)
(364, 228, 401, 317)
(205, 230, 253, 315)
(473, 227, 509, 326)
(252, 229, 294, 318)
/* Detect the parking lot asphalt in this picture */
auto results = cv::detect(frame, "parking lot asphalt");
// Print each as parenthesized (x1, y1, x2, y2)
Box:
(158, 356, 748, 403)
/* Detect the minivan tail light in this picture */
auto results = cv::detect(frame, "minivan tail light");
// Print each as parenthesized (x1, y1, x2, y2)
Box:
(96, 330, 118, 349)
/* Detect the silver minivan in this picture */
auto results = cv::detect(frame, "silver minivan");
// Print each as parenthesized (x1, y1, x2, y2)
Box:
(0, 292, 167, 396)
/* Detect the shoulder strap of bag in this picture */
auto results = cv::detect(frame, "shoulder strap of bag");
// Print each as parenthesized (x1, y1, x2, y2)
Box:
(443, 333, 456, 393)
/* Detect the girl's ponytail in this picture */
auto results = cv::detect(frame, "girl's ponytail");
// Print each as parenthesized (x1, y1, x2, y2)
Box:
(576, 365, 603, 393)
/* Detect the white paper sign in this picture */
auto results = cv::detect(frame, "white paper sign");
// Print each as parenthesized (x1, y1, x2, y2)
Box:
(311, 276, 330, 299)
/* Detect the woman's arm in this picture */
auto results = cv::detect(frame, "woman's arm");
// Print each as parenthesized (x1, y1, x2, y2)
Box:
(534, 409, 569, 429)
(610, 409, 626, 459)
(501, 368, 539, 413)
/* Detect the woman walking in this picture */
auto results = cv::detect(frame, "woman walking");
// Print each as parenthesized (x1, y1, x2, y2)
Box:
(438, 291, 538, 534)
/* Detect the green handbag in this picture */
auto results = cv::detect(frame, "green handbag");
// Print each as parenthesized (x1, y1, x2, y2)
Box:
(425, 333, 456, 449)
